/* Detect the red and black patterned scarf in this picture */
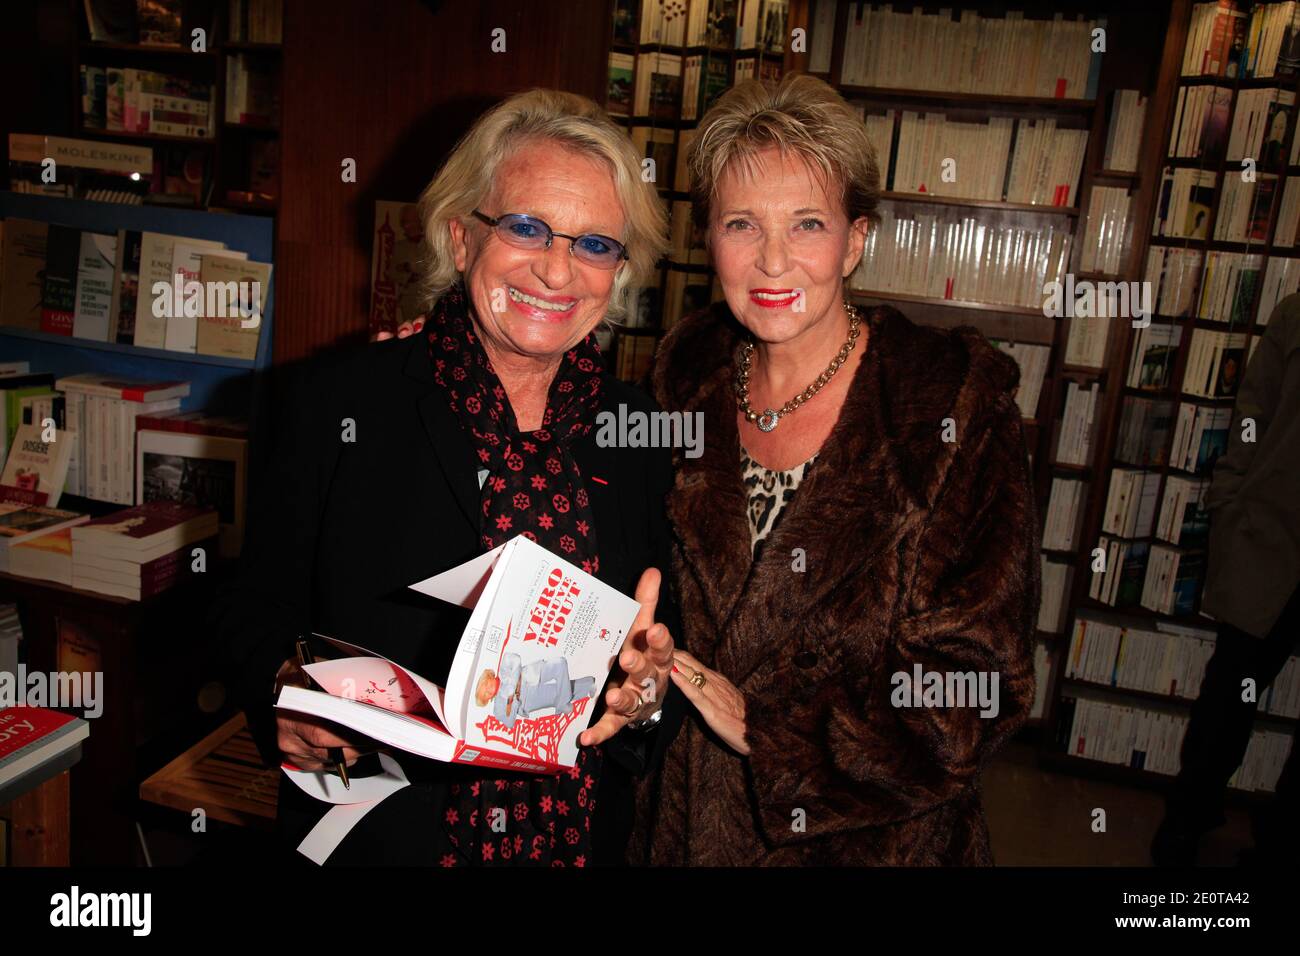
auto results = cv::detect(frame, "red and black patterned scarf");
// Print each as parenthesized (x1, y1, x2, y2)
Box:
(427, 284, 606, 866)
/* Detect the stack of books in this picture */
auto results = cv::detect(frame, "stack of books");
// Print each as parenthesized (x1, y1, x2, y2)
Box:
(70, 501, 218, 600)
(0, 503, 88, 575)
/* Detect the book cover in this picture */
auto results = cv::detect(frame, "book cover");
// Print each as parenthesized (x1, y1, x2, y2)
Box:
(0, 707, 89, 788)
(165, 243, 244, 352)
(0, 423, 73, 509)
(40, 225, 82, 336)
(367, 200, 424, 338)
(0, 219, 48, 332)
(71, 231, 118, 342)
(72, 500, 217, 553)
(279, 535, 641, 774)
(54, 373, 190, 403)
(109, 229, 143, 344)
(194, 256, 271, 361)
(133, 232, 225, 349)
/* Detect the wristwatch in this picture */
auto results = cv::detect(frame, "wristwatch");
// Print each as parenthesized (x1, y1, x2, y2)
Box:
(625, 706, 664, 732)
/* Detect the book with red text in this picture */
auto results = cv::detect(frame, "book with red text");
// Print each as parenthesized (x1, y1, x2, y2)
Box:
(276, 534, 640, 773)
(0, 707, 90, 788)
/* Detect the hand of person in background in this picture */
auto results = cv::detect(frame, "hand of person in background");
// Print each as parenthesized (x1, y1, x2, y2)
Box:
(273, 657, 379, 770)
(370, 315, 426, 342)
(580, 567, 676, 746)
(670, 649, 749, 756)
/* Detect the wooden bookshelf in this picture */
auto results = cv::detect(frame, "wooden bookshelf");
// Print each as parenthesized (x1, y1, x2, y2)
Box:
(1039, 0, 1300, 795)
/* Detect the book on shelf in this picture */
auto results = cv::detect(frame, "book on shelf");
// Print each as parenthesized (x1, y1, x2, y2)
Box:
(807, 0, 835, 72)
(56, 374, 191, 505)
(729, 54, 753, 87)
(703, 0, 739, 49)
(1181, 329, 1248, 398)
(96, 69, 216, 139)
(1274, 178, 1300, 246)
(194, 255, 272, 361)
(0, 707, 90, 790)
(853, 202, 1071, 310)
(639, 0, 688, 46)
(1213, 175, 1277, 243)
(1089, 535, 1150, 609)
(1170, 402, 1232, 474)
(1167, 84, 1232, 160)
(1241, 0, 1300, 77)
(225, 53, 279, 127)
(755, 0, 788, 53)
(1101, 468, 1161, 539)
(1006, 119, 1088, 207)
(136, 426, 248, 557)
(839, 7, 1102, 99)
(133, 232, 225, 348)
(1181, 0, 1248, 77)
(607, 52, 634, 116)
(163, 244, 248, 352)
(1151, 167, 1217, 239)
(1127, 320, 1184, 391)
(1055, 380, 1100, 466)
(1038, 555, 1074, 634)
(1142, 543, 1206, 616)
(1156, 475, 1211, 548)
(136, 0, 183, 46)
(1258, 257, 1300, 321)
(1065, 615, 1217, 698)
(1144, 245, 1202, 317)
(0, 504, 87, 574)
(988, 340, 1049, 420)
(8, 134, 153, 204)
(888, 112, 1014, 201)
(1260, 656, 1300, 718)
(1078, 186, 1130, 274)
(1229, 729, 1294, 792)
(1057, 695, 1188, 775)
(612, 0, 638, 45)
(368, 200, 423, 339)
(674, 127, 695, 190)
(1030, 641, 1053, 720)
(134, 409, 248, 439)
(1116, 396, 1175, 467)
(0, 364, 31, 378)
(0, 375, 57, 472)
(1225, 87, 1293, 168)
(0, 422, 73, 509)
(631, 126, 676, 191)
(40, 225, 82, 337)
(633, 52, 682, 118)
(1042, 476, 1086, 552)
(278, 534, 641, 773)
(1064, 313, 1109, 369)
(107, 229, 144, 344)
(71, 231, 119, 342)
(0, 218, 48, 332)
(83, 0, 138, 43)
(1195, 251, 1261, 324)
(1103, 89, 1147, 173)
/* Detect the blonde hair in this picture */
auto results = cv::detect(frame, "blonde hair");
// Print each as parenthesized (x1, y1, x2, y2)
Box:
(688, 74, 881, 232)
(416, 88, 667, 322)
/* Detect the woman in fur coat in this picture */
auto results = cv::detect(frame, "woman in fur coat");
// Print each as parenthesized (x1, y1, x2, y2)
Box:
(630, 74, 1042, 866)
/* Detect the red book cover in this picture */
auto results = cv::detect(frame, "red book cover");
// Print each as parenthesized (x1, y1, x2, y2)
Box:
(71, 501, 217, 552)
(0, 707, 88, 781)
(135, 410, 249, 439)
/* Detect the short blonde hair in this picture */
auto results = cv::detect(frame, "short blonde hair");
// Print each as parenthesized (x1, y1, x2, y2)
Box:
(688, 74, 881, 232)
(416, 88, 667, 322)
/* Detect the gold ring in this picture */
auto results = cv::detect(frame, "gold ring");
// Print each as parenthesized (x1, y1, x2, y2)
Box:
(621, 697, 642, 718)
(689, 670, 706, 689)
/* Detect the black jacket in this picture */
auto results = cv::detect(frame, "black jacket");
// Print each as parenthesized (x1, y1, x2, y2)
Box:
(210, 331, 684, 865)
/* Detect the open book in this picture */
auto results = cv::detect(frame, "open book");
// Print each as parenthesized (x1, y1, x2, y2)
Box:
(275, 534, 640, 773)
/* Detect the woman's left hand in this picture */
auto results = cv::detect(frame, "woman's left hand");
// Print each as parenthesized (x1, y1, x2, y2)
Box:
(670, 650, 750, 756)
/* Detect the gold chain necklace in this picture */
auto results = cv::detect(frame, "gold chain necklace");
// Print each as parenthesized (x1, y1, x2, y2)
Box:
(736, 303, 862, 432)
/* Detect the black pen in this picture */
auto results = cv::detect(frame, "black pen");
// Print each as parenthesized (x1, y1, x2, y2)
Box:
(295, 637, 350, 789)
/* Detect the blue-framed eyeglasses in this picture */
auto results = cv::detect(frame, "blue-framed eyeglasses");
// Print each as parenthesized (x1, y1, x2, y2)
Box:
(471, 210, 628, 270)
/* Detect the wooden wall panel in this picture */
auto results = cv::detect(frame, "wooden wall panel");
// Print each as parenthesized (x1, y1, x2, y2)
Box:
(274, 0, 613, 362)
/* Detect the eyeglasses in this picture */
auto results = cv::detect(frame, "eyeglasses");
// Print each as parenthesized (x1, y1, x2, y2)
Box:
(471, 210, 628, 270)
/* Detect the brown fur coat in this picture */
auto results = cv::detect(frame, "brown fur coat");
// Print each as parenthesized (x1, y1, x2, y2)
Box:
(630, 302, 1041, 866)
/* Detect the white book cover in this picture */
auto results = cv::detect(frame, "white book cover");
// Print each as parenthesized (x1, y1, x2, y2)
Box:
(134, 233, 225, 349)
(163, 245, 246, 352)
(277, 534, 640, 774)
(71, 232, 117, 341)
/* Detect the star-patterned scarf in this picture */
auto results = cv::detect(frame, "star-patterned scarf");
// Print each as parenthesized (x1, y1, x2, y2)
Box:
(427, 284, 606, 866)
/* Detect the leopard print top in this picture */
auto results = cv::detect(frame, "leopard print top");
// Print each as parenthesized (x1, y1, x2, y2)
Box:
(740, 444, 817, 555)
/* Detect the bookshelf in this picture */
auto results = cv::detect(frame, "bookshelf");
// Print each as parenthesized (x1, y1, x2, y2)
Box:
(73, 1, 282, 212)
(603, 1, 1296, 799)
(1038, 0, 1298, 801)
